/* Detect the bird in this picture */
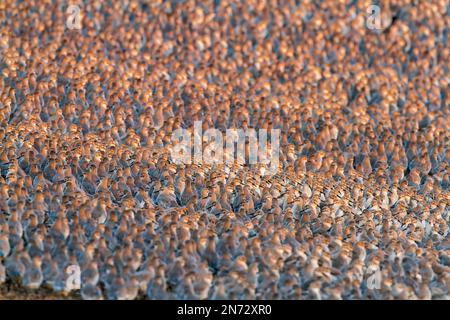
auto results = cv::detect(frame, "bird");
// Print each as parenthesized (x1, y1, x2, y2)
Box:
(0, 259, 5, 285)
(308, 281, 323, 300)
(167, 258, 185, 287)
(5, 253, 26, 281)
(155, 184, 178, 208)
(81, 261, 100, 286)
(50, 217, 70, 242)
(116, 277, 139, 300)
(22, 256, 43, 290)
(179, 177, 195, 206)
(0, 0, 447, 301)
(91, 198, 108, 224)
(211, 278, 228, 300)
(81, 283, 104, 300)
(8, 212, 23, 248)
(0, 233, 10, 258)
(147, 276, 169, 300)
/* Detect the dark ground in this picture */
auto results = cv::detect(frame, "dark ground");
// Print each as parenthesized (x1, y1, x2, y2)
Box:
(0, 280, 80, 300)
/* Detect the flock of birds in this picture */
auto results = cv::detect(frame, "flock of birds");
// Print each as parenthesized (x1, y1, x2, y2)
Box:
(0, 0, 449, 300)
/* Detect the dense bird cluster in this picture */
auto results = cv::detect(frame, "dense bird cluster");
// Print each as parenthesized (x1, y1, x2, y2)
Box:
(0, 0, 449, 300)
